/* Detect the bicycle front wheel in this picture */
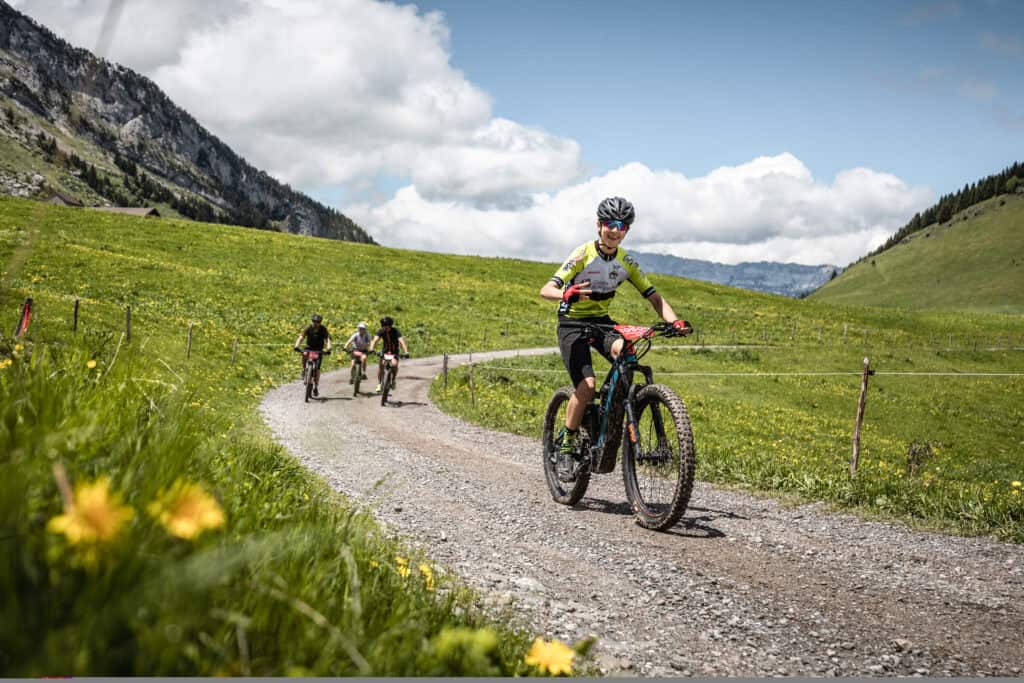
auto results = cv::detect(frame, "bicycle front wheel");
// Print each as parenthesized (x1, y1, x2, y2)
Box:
(622, 383, 695, 530)
(352, 363, 361, 396)
(304, 364, 313, 403)
(541, 386, 591, 505)
(380, 367, 392, 406)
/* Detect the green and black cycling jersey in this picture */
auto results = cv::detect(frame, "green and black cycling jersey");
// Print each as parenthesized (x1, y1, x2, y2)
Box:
(550, 240, 656, 318)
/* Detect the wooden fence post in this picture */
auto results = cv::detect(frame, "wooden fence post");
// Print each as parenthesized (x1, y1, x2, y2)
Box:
(231, 337, 238, 365)
(442, 352, 449, 391)
(186, 322, 194, 359)
(125, 305, 132, 343)
(73, 297, 79, 333)
(468, 362, 476, 406)
(850, 357, 872, 476)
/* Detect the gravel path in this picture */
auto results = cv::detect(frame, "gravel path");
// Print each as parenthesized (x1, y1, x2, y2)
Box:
(261, 351, 1024, 677)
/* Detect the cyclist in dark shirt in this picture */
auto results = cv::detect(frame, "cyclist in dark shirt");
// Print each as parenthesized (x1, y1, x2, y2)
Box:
(369, 316, 409, 393)
(293, 313, 332, 396)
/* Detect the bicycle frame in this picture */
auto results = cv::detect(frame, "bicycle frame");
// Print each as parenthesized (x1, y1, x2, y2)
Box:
(580, 325, 667, 470)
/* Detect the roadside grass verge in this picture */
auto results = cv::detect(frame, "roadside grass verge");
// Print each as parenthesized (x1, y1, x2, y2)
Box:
(431, 344, 1024, 542)
(0, 338, 554, 676)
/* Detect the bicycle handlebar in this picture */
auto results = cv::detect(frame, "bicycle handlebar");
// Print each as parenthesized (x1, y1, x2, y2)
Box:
(557, 320, 692, 338)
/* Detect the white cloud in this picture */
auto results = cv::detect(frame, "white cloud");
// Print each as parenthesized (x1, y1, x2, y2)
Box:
(14, 0, 584, 201)
(348, 155, 933, 267)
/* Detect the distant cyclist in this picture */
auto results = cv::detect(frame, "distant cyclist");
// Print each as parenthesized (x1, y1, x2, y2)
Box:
(344, 321, 372, 383)
(369, 316, 409, 393)
(293, 313, 332, 397)
(538, 196, 692, 459)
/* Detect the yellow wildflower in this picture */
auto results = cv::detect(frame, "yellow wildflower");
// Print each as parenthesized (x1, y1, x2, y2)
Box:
(419, 563, 435, 591)
(86, 359, 97, 369)
(48, 477, 134, 567)
(0, 358, 11, 370)
(524, 638, 574, 676)
(395, 556, 411, 578)
(14, 344, 23, 353)
(148, 479, 226, 540)
(1013, 481, 1022, 488)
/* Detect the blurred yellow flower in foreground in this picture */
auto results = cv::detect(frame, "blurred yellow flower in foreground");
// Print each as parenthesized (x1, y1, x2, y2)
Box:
(395, 555, 411, 578)
(48, 477, 134, 567)
(419, 563, 435, 591)
(1013, 481, 1022, 488)
(524, 638, 574, 676)
(148, 479, 225, 540)
(0, 358, 11, 370)
(86, 359, 97, 369)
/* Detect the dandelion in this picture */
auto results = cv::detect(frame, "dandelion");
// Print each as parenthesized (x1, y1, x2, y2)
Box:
(395, 556, 411, 578)
(86, 359, 97, 369)
(14, 344, 23, 353)
(524, 638, 575, 676)
(0, 358, 11, 370)
(148, 479, 226, 540)
(1013, 481, 1022, 488)
(48, 476, 134, 568)
(419, 563, 435, 591)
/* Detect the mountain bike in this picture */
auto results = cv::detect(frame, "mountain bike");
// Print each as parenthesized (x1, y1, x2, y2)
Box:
(373, 350, 409, 406)
(542, 321, 696, 530)
(345, 348, 369, 396)
(295, 347, 329, 403)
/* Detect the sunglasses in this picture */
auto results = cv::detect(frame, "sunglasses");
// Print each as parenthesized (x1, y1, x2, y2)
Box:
(601, 219, 629, 233)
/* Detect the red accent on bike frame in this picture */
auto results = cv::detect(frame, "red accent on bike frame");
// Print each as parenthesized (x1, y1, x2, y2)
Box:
(305, 351, 320, 360)
(614, 324, 654, 341)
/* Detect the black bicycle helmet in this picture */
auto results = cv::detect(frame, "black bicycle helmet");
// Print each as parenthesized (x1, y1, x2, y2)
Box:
(596, 196, 635, 225)
(311, 313, 323, 323)
(380, 316, 394, 326)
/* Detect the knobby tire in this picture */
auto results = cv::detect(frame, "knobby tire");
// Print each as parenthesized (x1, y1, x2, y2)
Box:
(380, 367, 392, 406)
(621, 383, 696, 530)
(352, 363, 361, 396)
(542, 386, 592, 505)
(303, 363, 313, 403)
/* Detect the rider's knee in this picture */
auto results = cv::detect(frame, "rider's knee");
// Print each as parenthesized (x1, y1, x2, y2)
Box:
(575, 377, 595, 399)
(610, 338, 624, 358)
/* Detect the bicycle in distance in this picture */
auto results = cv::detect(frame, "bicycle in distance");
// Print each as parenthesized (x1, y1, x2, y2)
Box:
(373, 349, 409, 406)
(345, 349, 368, 396)
(294, 347, 330, 403)
(542, 321, 696, 531)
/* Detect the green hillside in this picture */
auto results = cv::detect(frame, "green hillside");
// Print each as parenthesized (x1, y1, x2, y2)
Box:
(811, 193, 1024, 313)
(1, 196, 1022, 674)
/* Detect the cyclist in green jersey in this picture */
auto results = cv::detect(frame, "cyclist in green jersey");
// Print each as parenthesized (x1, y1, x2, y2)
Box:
(539, 196, 693, 458)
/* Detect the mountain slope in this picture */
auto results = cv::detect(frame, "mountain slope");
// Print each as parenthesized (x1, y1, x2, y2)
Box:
(810, 193, 1024, 313)
(0, 0, 373, 243)
(631, 251, 838, 298)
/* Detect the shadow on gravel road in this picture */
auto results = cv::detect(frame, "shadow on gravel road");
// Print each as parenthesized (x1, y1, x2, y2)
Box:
(570, 498, 733, 539)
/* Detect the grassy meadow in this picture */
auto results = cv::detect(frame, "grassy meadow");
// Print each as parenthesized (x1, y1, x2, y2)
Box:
(2, 194, 1023, 674)
(812, 193, 1024, 313)
(0, 196, 589, 676)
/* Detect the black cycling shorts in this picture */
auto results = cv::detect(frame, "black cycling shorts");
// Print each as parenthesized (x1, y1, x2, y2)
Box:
(556, 316, 622, 387)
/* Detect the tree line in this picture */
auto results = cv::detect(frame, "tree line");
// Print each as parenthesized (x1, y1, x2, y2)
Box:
(867, 162, 1024, 260)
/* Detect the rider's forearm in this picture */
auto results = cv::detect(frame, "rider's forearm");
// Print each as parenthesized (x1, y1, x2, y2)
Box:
(539, 281, 563, 301)
(648, 293, 678, 323)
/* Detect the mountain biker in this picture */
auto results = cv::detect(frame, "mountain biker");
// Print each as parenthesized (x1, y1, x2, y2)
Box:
(538, 196, 692, 459)
(293, 313, 332, 397)
(344, 321, 372, 383)
(369, 316, 409, 393)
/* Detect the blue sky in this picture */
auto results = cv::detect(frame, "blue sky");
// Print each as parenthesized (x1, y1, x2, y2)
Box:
(16, 0, 1024, 265)
(419, 0, 1022, 195)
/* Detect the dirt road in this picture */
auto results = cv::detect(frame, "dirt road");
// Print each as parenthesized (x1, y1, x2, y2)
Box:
(261, 351, 1024, 677)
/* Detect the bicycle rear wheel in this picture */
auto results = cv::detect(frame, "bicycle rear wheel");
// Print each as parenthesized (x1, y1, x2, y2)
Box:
(622, 383, 695, 530)
(380, 367, 392, 406)
(541, 386, 591, 505)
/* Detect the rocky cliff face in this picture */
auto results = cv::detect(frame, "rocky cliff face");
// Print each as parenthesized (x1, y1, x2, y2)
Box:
(631, 251, 839, 298)
(0, 1, 374, 243)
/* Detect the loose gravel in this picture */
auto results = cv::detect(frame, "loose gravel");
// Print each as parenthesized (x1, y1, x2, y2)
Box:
(261, 351, 1024, 677)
